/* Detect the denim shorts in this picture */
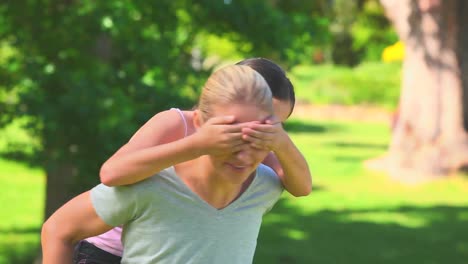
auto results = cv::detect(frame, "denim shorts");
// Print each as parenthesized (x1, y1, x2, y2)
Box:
(73, 240, 122, 264)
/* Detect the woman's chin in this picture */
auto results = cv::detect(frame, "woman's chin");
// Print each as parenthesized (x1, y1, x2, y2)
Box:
(223, 163, 255, 183)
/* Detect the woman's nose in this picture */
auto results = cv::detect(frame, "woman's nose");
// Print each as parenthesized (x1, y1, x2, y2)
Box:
(234, 147, 252, 161)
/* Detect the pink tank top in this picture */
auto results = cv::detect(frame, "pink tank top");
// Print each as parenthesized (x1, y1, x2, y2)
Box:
(85, 227, 124, 256)
(85, 108, 188, 256)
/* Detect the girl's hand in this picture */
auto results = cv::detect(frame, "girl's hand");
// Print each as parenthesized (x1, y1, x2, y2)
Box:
(241, 116, 288, 152)
(193, 116, 249, 156)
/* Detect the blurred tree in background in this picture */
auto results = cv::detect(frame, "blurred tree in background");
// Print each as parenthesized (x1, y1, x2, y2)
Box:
(0, 0, 322, 218)
(373, 0, 468, 179)
(330, 0, 397, 66)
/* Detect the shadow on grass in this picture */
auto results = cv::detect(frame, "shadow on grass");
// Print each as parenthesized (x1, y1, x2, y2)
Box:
(283, 120, 334, 134)
(0, 231, 40, 264)
(0, 227, 41, 234)
(334, 156, 371, 163)
(332, 142, 388, 150)
(255, 199, 468, 264)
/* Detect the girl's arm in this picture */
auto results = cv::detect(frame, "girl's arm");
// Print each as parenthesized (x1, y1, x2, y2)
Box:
(100, 110, 247, 186)
(243, 120, 312, 197)
(41, 192, 113, 264)
(264, 136, 312, 197)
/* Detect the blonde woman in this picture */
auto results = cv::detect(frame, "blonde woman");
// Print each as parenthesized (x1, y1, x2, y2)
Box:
(73, 58, 312, 263)
(42, 65, 295, 263)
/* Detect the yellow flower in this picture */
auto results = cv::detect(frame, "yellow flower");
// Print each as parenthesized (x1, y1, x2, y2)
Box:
(382, 41, 405, 62)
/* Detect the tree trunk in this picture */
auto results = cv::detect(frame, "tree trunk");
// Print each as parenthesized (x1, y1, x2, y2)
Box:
(44, 162, 79, 218)
(372, 0, 468, 182)
(34, 160, 79, 264)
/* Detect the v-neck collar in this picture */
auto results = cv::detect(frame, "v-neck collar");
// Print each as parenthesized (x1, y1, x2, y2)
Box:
(167, 166, 259, 214)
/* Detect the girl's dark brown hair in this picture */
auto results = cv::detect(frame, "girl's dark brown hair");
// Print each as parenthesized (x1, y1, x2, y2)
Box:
(236, 58, 295, 116)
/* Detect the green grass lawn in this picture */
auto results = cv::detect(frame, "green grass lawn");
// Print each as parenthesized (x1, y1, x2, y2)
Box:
(290, 62, 402, 109)
(254, 119, 468, 264)
(1, 118, 467, 263)
(0, 159, 44, 264)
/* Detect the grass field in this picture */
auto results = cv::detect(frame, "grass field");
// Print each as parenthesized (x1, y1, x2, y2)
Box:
(255, 119, 468, 264)
(0, 159, 44, 264)
(1, 117, 468, 263)
(290, 62, 402, 109)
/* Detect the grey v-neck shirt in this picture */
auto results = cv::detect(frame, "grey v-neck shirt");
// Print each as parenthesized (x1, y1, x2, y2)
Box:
(90, 164, 283, 264)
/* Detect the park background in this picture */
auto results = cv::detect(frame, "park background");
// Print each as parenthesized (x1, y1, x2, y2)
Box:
(1, 0, 467, 263)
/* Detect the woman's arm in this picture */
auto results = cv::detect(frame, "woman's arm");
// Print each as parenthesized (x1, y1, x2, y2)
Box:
(41, 192, 113, 264)
(243, 120, 312, 197)
(100, 110, 248, 186)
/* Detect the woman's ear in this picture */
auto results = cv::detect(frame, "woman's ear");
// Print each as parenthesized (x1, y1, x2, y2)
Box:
(193, 109, 203, 129)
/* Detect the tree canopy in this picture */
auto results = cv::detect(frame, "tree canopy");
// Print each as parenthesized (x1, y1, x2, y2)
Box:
(0, 0, 322, 216)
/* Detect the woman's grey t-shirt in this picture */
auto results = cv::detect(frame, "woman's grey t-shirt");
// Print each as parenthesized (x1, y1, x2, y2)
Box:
(90, 164, 283, 264)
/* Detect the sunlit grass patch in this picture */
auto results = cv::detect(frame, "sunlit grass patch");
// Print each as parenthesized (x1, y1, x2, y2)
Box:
(290, 62, 402, 109)
(0, 159, 44, 264)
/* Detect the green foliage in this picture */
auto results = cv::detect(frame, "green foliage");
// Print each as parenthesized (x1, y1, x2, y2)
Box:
(328, 0, 398, 65)
(352, 0, 399, 61)
(0, 0, 318, 203)
(190, 0, 325, 64)
(328, 0, 360, 66)
(2, 1, 203, 193)
(290, 62, 402, 109)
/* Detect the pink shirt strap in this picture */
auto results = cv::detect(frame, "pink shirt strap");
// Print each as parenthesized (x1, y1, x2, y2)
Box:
(170, 108, 188, 138)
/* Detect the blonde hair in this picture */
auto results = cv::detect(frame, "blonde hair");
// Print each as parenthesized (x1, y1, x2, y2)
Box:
(198, 65, 273, 121)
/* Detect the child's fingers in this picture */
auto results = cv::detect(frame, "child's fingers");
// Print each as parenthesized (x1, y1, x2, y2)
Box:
(222, 124, 248, 133)
(249, 141, 269, 150)
(206, 115, 236, 125)
(226, 132, 243, 139)
(228, 136, 245, 147)
(242, 134, 260, 147)
(231, 142, 250, 153)
(207, 116, 262, 130)
(242, 128, 274, 141)
(204, 116, 244, 133)
(242, 134, 270, 150)
(247, 123, 276, 133)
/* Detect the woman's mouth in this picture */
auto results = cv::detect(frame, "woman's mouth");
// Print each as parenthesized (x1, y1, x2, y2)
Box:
(225, 163, 250, 172)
